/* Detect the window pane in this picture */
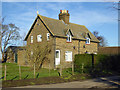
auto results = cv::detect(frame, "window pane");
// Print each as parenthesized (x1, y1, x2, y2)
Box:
(37, 35, 42, 42)
(47, 33, 50, 40)
(56, 51, 59, 58)
(65, 51, 72, 61)
(67, 34, 72, 42)
(70, 36, 71, 42)
(69, 37, 70, 41)
(31, 36, 33, 43)
(86, 38, 90, 44)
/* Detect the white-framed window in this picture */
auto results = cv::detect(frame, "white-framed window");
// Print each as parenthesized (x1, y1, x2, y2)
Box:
(86, 38, 90, 44)
(65, 51, 72, 61)
(31, 36, 33, 43)
(37, 35, 42, 42)
(67, 34, 72, 42)
(47, 33, 50, 41)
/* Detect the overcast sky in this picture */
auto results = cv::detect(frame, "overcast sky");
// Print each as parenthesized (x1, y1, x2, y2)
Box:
(1, 2, 119, 59)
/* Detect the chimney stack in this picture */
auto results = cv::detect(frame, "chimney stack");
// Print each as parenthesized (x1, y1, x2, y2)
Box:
(59, 10, 70, 24)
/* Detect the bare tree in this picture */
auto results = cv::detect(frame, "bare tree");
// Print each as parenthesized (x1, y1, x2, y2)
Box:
(0, 18, 21, 62)
(93, 31, 107, 47)
(0, 17, 2, 60)
(26, 43, 52, 70)
(112, 1, 120, 10)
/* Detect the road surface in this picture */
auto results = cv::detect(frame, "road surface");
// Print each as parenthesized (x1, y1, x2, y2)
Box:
(14, 76, 120, 88)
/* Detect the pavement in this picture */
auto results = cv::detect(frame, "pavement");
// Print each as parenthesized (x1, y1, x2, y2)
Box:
(13, 76, 120, 88)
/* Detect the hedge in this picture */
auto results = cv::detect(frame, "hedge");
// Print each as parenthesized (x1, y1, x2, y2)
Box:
(74, 54, 93, 73)
(74, 54, 120, 74)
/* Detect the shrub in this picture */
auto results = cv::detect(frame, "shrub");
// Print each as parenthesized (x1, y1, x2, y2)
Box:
(95, 54, 120, 72)
(74, 54, 93, 73)
(74, 54, 120, 75)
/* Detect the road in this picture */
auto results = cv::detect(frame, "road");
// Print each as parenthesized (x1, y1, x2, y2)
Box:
(14, 76, 120, 88)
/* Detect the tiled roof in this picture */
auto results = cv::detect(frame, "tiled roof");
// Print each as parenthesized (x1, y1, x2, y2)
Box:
(25, 14, 100, 42)
(6, 46, 26, 53)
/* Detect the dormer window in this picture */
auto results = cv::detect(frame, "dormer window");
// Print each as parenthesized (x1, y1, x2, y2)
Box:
(86, 38, 90, 44)
(67, 34, 71, 42)
(47, 33, 50, 41)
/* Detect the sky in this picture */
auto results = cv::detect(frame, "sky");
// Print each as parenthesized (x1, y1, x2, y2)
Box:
(1, 1, 119, 59)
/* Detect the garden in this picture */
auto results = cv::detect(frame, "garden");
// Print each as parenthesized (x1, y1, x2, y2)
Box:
(2, 54, 120, 88)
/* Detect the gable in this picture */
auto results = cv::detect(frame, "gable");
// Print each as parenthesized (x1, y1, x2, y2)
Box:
(24, 16, 38, 41)
(24, 15, 54, 41)
(66, 29, 73, 36)
(86, 33, 91, 39)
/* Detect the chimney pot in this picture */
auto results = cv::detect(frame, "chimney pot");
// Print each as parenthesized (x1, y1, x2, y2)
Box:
(60, 10, 62, 13)
(67, 10, 68, 13)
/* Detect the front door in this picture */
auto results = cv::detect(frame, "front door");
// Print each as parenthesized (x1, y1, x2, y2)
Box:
(55, 50, 60, 65)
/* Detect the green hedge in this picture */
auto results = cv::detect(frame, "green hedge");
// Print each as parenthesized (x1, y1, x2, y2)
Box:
(74, 54, 120, 74)
(74, 54, 93, 73)
(74, 54, 120, 73)
(95, 54, 120, 72)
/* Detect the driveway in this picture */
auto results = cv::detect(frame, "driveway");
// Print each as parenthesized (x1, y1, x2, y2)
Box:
(14, 76, 120, 88)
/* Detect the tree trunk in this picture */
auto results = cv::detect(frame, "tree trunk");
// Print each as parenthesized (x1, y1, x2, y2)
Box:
(2, 53, 4, 62)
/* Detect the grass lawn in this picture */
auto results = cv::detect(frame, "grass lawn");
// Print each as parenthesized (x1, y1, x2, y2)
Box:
(2, 63, 60, 80)
(2, 63, 75, 81)
(2, 63, 92, 88)
(2, 62, 115, 88)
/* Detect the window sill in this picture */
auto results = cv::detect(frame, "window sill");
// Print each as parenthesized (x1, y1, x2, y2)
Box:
(66, 42, 72, 43)
(86, 43, 90, 45)
(65, 61, 72, 62)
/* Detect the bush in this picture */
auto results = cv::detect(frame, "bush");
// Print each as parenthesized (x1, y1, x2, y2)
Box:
(74, 54, 120, 75)
(95, 54, 120, 73)
(74, 54, 93, 73)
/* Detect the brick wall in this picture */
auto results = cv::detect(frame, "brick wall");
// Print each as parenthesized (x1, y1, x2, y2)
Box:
(80, 41, 98, 54)
(98, 47, 120, 55)
(56, 37, 98, 68)
(17, 49, 28, 66)
(56, 37, 79, 68)
(26, 17, 55, 69)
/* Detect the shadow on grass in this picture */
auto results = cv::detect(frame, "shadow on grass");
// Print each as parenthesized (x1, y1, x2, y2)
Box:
(36, 73, 39, 78)
(24, 75, 29, 79)
(11, 76, 19, 81)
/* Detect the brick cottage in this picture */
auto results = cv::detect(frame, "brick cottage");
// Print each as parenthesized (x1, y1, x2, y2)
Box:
(24, 10, 100, 69)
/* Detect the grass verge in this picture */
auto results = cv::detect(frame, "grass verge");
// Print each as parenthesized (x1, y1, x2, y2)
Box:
(2, 74, 91, 88)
